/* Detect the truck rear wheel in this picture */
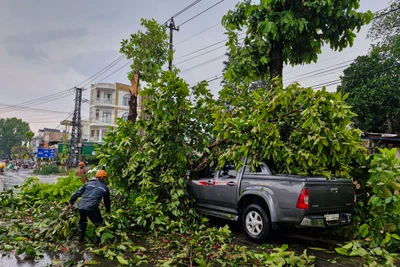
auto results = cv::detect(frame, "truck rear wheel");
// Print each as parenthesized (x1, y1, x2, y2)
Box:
(242, 204, 270, 242)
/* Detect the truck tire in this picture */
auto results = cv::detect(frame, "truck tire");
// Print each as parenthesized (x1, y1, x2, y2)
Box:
(242, 204, 270, 242)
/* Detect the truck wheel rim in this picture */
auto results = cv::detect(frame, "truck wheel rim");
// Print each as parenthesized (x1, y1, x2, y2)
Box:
(245, 211, 263, 236)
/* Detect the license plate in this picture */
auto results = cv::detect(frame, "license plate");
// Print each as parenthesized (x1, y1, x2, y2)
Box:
(324, 214, 339, 221)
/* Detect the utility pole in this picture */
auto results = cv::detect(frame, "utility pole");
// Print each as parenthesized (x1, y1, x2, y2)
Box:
(69, 87, 83, 167)
(166, 17, 179, 70)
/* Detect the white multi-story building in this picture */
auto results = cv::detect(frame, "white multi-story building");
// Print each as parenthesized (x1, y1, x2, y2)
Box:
(88, 82, 131, 142)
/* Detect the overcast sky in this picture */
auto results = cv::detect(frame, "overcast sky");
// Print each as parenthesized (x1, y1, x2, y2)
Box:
(0, 0, 389, 133)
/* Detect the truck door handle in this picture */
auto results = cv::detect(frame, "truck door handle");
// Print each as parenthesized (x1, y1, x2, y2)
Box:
(227, 181, 236, 186)
(206, 180, 213, 185)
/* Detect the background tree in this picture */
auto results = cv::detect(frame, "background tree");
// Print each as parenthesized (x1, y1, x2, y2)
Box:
(338, 4, 400, 133)
(337, 37, 400, 133)
(11, 146, 30, 160)
(120, 19, 169, 123)
(220, 52, 268, 108)
(0, 118, 32, 159)
(367, 0, 400, 46)
(222, 0, 373, 84)
(25, 131, 34, 147)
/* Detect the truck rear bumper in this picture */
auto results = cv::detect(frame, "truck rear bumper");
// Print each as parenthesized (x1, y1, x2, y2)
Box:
(300, 213, 352, 228)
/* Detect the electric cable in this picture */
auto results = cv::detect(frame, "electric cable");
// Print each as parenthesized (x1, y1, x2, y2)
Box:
(181, 54, 226, 73)
(165, 0, 202, 24)
(174, 22, 220, 46)
(178, 0, 225, 27)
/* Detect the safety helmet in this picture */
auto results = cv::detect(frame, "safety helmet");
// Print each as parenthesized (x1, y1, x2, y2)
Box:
(79, 162, 84, 166)
(95, 170, 107, 178)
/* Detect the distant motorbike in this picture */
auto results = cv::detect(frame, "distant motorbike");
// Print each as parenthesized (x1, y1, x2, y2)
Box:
(5, 164, 19, 172)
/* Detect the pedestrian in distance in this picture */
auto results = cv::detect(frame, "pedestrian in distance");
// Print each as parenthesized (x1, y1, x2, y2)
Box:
(69, 170, 110, 244)
(76, 161, 88, 184)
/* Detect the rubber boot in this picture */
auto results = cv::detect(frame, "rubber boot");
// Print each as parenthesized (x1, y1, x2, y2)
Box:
(78, 224, 86, 243)
(94, 235, 101, 246)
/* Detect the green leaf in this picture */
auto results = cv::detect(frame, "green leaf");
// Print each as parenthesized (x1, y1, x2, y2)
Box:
(382, 233, 391, 244)
(391, 234, 400, 240)
(359, 224, 369, 238)
(85, 260, 100, 265)
(335, 247, 349, 256)
(117, 256, 129, 265)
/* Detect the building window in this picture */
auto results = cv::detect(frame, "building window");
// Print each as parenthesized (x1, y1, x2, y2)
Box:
(122, 112, 128, 121)
(102, 110, 112, 123)
(95, 109, 99, 120)
(96, 90, 100, 101)
(123, 93, 130, 106)
(104, 93, 112, 104)
(91, 130, 94, 137)
(102, 129, 108, 139)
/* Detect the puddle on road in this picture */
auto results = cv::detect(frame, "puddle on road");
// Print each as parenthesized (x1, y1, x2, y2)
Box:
(0, 250, 117, 267)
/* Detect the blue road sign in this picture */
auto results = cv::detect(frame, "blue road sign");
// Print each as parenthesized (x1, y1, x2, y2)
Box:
(37, 148, 56, 159)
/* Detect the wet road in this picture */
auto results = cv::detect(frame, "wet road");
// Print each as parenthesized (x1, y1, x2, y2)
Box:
(1, 168, 58, 191)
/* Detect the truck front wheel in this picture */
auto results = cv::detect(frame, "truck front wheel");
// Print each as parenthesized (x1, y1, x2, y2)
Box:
(242, 204, 270, 242)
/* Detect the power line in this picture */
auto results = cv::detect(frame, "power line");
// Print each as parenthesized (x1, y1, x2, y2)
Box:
(178, 0, 225, 27)
(80, 56, 126, 88)
(175, 44, 226, 65)
(98, 61, 132, 83)
(373, 6, 400, 20)
(165, 0, 203, 24)
(181, 54, 226, 73)
(0, 56, 128, 114)
(175, 33, 245, 60)
(175, 22, 220, 46)
(0, 90, 72, 113)
(75, 55, 126, 88)
(0, 91, 74, 114)
(176, 39, 228, 60)
(0, 103, 70, 115)
(285, 59, 355, 83)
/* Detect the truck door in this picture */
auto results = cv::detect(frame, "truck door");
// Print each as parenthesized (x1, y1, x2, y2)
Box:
(188, 167, 216, 207)
(212, 164, 240, 211)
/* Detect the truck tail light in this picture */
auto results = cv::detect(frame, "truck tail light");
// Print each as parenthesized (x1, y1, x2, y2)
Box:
(296, 188, 309, 209)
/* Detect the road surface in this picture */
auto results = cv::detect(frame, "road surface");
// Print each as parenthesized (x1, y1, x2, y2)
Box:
(0, 168, 59, 191)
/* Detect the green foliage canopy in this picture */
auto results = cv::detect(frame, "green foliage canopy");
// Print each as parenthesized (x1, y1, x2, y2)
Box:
(337, 36, 400, 133)
(216, 81, 365, 178)
(367, 0, 400, 46)
(11, 145, 30, 159)
(222, 0, 373, 83)
(0, 117, 33, 159)
(120, 18, 169, 83)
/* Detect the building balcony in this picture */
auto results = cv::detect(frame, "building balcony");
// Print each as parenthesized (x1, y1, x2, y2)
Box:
(90, 119, 117, 127)
(90, 98, 116, 107)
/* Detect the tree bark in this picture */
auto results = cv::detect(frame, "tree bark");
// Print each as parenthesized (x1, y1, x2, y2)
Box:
(387, 116, 393, 133)
(269, 41, 284, 81)
(128, 71, 140, 123)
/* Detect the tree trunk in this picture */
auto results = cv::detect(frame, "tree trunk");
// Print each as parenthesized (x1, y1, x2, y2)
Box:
(387, 116, 393, 133)
(269, 41, 284, 81)
(128, 71, 140, 123)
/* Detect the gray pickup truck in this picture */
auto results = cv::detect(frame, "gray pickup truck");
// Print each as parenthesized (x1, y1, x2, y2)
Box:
(188, 161, 355, 242)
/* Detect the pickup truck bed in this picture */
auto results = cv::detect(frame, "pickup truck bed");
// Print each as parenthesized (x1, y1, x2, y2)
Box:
(188, 162, 354, 242)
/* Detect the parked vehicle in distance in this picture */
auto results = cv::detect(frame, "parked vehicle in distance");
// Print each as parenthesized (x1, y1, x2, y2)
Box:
(188, 161, 355, 242)
(0, 161, 5, 173)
